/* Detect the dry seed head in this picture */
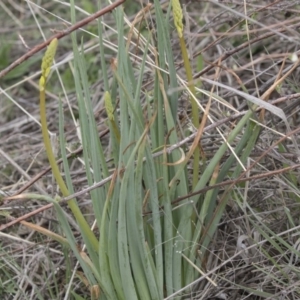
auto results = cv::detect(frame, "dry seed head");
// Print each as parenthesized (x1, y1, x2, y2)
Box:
(41, 38, 58, 79)
(172, 0, 183, 38)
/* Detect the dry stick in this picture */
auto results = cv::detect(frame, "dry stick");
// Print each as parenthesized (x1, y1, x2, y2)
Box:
(0, 0, 126, 79)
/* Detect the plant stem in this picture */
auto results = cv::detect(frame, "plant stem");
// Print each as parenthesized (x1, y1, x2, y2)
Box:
(40, 88, 98, 251)
(179, 36, 201, 189)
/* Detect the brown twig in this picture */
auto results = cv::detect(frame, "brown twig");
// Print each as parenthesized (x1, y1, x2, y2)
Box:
(0, 0, 126, 80)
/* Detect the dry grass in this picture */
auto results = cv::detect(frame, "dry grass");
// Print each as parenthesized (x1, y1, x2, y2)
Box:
(0, 0, 300, 299)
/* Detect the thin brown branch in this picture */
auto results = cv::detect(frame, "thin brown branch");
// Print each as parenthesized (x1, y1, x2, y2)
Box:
(0, 0, 126, 79)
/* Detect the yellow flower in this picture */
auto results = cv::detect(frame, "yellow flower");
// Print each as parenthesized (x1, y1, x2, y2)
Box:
(41, 38, 58, 80)
(172, 0, 183, 38)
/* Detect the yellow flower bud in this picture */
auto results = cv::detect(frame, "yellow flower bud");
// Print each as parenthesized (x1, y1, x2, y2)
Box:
(41, 38, 58, 80)
(104, 91, 114, 121)
(172, 0, 184, 38)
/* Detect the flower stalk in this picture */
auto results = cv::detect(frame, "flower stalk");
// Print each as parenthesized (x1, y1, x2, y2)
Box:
(172, 0, 201, 188)
(39, 39, 98, 251)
